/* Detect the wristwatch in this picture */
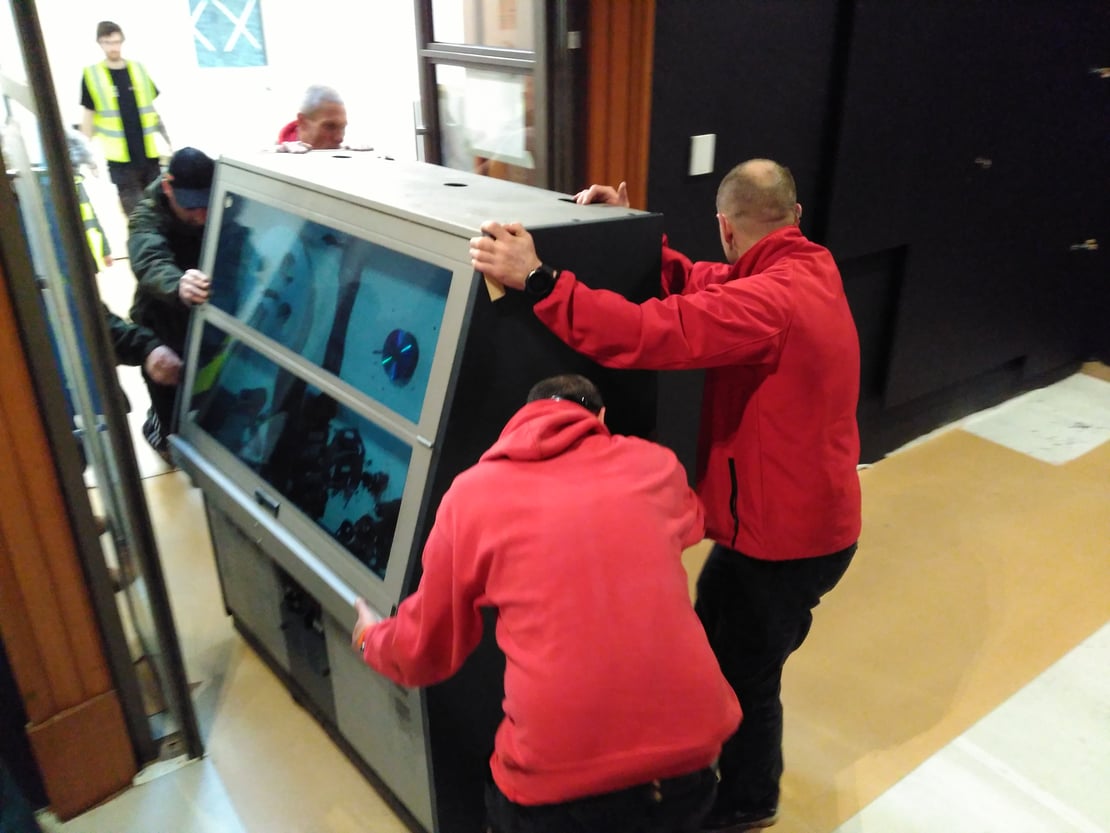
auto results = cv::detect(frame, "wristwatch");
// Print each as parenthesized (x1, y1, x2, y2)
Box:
(524, 264, 560, 299)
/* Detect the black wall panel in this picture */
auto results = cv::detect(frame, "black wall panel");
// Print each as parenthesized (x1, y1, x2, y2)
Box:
(646, 0, 841, 263)
(644, 1, 1106, 458)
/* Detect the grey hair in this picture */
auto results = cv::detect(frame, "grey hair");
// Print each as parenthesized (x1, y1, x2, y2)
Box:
(299, 84, 344, 117)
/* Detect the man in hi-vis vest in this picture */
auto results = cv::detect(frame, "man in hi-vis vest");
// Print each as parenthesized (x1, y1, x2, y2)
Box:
(80, 20, 171, 219)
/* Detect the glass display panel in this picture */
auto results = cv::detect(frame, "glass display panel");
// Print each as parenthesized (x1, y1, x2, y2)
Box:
(191, 323, 411, 579)
(208, 192, 452, 424)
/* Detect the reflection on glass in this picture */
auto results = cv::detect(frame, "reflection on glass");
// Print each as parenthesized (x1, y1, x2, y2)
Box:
(436, 64, 536, 186)
(192, 326, 411, 579)
(431, 0, 533, 49)
(205, 193, 452, 423)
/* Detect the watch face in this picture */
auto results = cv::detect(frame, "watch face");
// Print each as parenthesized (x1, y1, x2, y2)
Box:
(526, 265, 557, 297)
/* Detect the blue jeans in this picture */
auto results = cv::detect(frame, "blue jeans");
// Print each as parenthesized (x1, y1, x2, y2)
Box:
(484, 767, 718, 833)
(695, 543, 856, 814)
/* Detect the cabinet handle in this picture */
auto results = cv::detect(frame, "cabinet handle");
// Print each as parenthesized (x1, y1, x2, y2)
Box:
(1069, 239, 1099, 252)
(973, 157, 993, 169)
(255, 489, 280, 516)
(1090, 67, 1110, 79)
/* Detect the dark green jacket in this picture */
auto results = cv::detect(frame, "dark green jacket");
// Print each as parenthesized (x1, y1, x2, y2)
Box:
(105, 305, 161, 366)
(127, 177, 204, 354)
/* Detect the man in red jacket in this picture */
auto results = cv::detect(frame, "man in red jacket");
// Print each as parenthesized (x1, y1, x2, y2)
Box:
(469, 159, 862, 832)
(276, 84, 347, 151)
(352, 374, 740, 833)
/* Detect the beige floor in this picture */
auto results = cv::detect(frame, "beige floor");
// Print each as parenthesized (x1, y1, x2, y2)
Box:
(53, 254, 1110, 833)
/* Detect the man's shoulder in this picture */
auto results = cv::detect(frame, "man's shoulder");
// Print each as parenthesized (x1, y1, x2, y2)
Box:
(606, 432, 685, 472)
(129, 191, 171, 229)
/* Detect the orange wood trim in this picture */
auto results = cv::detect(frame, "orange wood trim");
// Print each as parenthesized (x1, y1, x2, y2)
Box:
(586, 1, 612, 191)
(0, 493, 56, 719)
(0, 260, 113, 721)
(585, 0, 656, 208)
(26, 689, 136, 820)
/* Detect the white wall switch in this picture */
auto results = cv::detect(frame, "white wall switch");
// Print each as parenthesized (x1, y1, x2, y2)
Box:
(688, 133, 716, 177)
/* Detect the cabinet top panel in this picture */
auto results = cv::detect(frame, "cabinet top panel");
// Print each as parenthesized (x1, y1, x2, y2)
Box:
(219, 151, 656, 238)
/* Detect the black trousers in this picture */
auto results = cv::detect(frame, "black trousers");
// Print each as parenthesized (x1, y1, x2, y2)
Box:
(108, 158, 161, 218)
(695, 543, 856, 814)
(484, 767, 718, 833)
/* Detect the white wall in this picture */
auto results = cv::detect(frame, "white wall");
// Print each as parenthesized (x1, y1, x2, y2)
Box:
(36, 1, 421, 161)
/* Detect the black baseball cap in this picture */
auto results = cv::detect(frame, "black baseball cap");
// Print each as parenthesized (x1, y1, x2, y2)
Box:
(168, 147, 215, 209)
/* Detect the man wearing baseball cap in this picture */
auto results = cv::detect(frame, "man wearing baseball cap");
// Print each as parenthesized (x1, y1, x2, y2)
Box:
(127, 146, 215, 460)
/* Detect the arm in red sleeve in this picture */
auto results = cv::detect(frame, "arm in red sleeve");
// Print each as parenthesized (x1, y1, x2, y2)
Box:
(535, 269, 793, 371)
(661, 238, 733, 297)
(671, 459, 706, 550)
(361, 502, 486, 688)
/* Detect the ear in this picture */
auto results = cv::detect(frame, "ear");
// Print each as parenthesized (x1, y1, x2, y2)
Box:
(160, 177, 173, 197)
(795, 203, 803, 224)
(596, 406, 607, 427)
(717, 212, 734, 245)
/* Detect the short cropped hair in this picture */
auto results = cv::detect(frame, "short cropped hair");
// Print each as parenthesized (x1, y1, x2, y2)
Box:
(299, 84, 344, 117)
(96, 21, 122, 41)
(716, 159, 797, 224)
(526, 374, 604, 415)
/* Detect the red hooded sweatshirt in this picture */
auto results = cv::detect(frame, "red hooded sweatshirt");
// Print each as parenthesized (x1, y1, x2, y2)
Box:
(534, 226, 862, 561)
(363, 398, 741, 804)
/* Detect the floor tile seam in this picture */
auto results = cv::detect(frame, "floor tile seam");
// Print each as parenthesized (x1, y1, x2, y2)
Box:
(950, 735, 1106, 833)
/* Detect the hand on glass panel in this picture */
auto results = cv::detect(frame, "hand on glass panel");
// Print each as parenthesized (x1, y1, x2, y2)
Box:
(469, 221, 542, 291)
(573, 181, 629, 207)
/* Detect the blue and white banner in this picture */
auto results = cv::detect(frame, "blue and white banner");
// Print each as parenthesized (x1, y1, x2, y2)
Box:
(191, 0, 267, 68)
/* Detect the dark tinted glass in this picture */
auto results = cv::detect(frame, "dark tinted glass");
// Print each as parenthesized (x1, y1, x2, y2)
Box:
(208, 192, 452, 423)
(191, 326, 412, 578)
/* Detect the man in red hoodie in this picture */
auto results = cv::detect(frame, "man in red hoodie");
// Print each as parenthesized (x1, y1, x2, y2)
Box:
(469, 160, 862, 832)
(352, 374, 740, 833)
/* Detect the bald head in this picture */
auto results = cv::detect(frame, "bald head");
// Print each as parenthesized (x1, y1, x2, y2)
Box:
(714, 159, 802, 263)
(716, 159, 798, 224)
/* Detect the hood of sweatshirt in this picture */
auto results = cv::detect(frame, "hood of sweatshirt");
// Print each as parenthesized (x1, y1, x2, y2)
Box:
(479, 399, 608, 464)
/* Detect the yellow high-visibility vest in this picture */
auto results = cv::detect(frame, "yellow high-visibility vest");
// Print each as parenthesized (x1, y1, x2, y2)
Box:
(82, 60, 159, 163)
(75, 176, 109, 272)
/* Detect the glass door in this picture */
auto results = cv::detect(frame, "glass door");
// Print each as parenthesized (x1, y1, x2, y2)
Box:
(415, 0, 585, 192)
(0, 0, 201, 763)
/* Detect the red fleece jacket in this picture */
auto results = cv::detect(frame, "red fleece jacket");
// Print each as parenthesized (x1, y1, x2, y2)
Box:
(363, 399, 741, 804)
(276, 119, 298, 144)
(534, 226, 862, 560)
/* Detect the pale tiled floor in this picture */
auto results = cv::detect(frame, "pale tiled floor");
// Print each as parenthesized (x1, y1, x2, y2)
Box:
(49, 234, 1110, 833)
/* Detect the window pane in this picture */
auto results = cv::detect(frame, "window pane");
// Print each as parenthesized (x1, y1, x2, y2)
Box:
(435, 64, 537, 186)
(207, 192, 453, 424)
(431, 0, 533, 50)
(190, 324, 412, 579)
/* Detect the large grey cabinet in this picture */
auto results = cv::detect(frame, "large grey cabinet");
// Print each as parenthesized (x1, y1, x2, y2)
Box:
(171, 152, 677, 833)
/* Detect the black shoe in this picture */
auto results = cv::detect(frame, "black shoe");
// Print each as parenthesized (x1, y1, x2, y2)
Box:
(701, 807, 779, 832)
